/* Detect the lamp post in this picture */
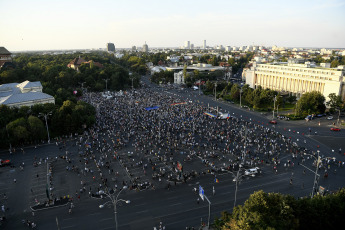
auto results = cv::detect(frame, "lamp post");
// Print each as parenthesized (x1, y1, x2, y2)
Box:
(214, 82, 217, 101)
(240, 88, 242, 108)
(5, 125, 12, 152)
(39, 111, 52, 144)
(233, 126, 248, 209)
(99, 187, 130, 230)
(273, 95, 277, 119)
(310, 150, 322, 197)
(129, 75, 135, 90)
(301, 150, 330, 197)
(104, 79, 109, 91)
(232, 168, 246, 209)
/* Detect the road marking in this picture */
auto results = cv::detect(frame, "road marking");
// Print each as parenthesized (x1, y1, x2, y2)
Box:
(133, 202, 147, 207)
(61, 225, 76, 229)
(62, 218, 74, 222)
(169, 202, 182, 206)
(135, 210, 148, 214)
(100, 217, 113, 222)
(88, 212, 101, 216)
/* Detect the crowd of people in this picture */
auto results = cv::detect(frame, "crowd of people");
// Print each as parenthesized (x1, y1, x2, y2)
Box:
(74, 86, 341, 193)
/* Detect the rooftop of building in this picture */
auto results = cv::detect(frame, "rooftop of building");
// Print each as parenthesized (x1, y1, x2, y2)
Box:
(0, 80, 53, 106)
(0, 47, 11, 55)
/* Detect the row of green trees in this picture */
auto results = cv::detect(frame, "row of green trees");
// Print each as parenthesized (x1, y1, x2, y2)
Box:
(0, 52, 140, 101)
(0, 101, 95, 147)
(0, 51, 142, 148)
(203, 81, 344, 117)
(214, 189, 345, 230)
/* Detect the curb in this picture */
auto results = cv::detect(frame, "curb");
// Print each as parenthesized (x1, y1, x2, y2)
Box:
(30, 202, 69, 211)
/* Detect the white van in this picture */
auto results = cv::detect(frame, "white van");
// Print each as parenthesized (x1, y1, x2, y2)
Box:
(244, 167, 260, 177)
(218, 113, 230, 119)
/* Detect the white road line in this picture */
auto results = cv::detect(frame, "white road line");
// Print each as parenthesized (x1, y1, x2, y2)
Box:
(88, 212, 101, 216)
(61, 225, 76, 229)
(100, 217, 113, 222)
(169, 202, 182, 206)
(135, 210, 148, 214)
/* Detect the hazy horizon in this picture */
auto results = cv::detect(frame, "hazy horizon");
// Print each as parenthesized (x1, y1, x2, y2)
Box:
(1, 0, 345, 51)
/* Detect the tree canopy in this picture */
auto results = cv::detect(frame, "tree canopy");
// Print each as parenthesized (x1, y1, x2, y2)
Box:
(214, 189, 345, 230)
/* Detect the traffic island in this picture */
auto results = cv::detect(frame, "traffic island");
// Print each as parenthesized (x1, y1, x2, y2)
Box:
(30, 197, 70, 211)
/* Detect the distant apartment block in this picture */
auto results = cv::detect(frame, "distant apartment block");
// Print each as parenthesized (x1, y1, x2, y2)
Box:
(185, 41, 190, 49)
(244, 60, 345, 101)
(107, 43, 115, 52)
(142, 42, 149, 53)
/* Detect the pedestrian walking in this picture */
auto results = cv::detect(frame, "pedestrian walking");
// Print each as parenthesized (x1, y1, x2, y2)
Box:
(197, 198, 199, 204)
(213, 186, 215, 196)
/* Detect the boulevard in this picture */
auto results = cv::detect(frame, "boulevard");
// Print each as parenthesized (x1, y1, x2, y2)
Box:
(1, 77, 345, 230)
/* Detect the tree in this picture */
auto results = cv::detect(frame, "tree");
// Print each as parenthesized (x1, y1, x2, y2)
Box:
(214, 189, 345, 230)
(223, 191, 298, 230)
(331, 59, 339, 68)
(326, 93, 343, 113)
(7, 118, 30, 143)
(230, 84, 240, 101)
(28, 115, 46, 141)
(296, 91, 326, 116)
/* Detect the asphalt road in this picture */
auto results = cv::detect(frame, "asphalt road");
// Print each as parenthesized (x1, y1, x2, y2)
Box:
(1, 77, 345, 230)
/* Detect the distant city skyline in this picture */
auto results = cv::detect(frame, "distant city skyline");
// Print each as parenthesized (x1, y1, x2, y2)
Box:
(1, 0, 345, 51)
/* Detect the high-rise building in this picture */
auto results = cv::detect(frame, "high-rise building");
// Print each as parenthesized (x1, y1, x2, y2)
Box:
(185, 41, 190, 49)
(142, 42, 148, 52)
(106, 43, 115, 52)
(203, 40, 206, 49)
(132, 46, 137, 52)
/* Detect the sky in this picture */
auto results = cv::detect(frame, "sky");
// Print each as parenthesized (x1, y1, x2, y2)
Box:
(1, 0, 345, 51)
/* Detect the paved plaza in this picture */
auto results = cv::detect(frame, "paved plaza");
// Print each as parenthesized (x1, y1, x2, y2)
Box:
(1, 80, 345, 229)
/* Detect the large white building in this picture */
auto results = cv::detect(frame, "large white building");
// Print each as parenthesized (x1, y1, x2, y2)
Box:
(0, 80, 55, 107)
(244, 60, 345, 101)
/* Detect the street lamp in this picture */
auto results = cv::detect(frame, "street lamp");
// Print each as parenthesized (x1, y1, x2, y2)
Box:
(273, 95, 277, 119)
(337, 108, 341, 126)
(240, 88, 242, 108)
(5, 125, 12, 152)
(214, 82, 217, 101)
(301, 150, 330, 197)
(231, 168, 246, 209)
(104, 79, 109, 91)
(39, 111, 52, 144)
(233, 126, 248, 209)
(99, 187, 130, 230)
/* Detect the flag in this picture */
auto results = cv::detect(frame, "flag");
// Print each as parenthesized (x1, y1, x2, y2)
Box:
(215, 178, 219, 183)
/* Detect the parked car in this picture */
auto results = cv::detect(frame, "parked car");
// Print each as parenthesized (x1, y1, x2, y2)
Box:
(0, 159, 11, 167)
(330, 127, 341, 131)
(327, 116, 333, 120)
(269, 120, 277, 124)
